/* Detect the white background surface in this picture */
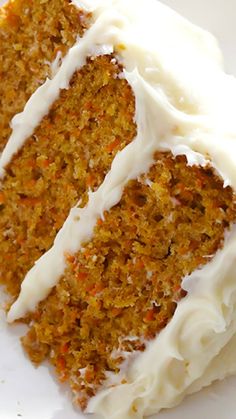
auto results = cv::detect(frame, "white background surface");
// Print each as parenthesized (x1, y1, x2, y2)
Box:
(1, 1, 236, 419)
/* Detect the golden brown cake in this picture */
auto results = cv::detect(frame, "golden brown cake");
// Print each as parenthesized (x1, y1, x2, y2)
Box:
(22, 154, 236, 408)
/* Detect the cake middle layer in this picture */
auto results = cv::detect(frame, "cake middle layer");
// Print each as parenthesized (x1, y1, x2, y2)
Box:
(0, 55, 136, 297)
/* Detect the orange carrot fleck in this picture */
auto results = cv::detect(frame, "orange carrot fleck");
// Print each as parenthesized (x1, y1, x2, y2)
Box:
(144, 309, 155, 323)
(86, 173, 95, 187)
(25, 179, 36, 189)
(26, 158, 36, 168)
(39, 158, 50, 168)
(84, 101, 92, 110)
(76, 271, 88, 281)
(89, 283, 104, 296)
(60, 342, 69, 354)
(111, 307, 123, 317)
(6, 10, 21, 28)
(106, 138, 120, 153)
(65, 253, 75, 264)
(178, 246, 189, 256)
(57, 356, 66, 371)
(173, 284, 181, 293)
(20, 197, 41, 206)
(135, 258, 145, 270)
(0, 192, 5, 205)
(85, 368, 93, 382)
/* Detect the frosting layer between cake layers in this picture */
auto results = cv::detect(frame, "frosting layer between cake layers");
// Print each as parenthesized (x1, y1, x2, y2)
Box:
(2, 0, 236, 418)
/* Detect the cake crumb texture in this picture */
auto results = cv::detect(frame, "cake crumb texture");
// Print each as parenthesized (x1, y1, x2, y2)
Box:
(0, 55, 136, 297)
(0, 0, 89, 151)
(22, 153, 236, 408)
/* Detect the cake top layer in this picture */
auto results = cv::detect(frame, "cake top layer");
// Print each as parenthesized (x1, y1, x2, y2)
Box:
(2, 0, 236, 187)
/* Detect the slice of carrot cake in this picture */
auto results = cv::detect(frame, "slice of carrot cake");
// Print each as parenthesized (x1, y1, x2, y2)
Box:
(1, 0, 236, 418)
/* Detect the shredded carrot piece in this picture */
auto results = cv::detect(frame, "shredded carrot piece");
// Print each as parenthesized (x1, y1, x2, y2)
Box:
(143, 308, 155, 323)
(134, 258, 145, 270)
(76, 271, 88, 281)
(111, 307, 123, 317)
(89, 283, 104, 296)
(38, 158, 50, 168)
(106, 138, 120, 153)
(0, 192, 5, 205)
(85, 368, 93, 382)
(60, 342, 69, 354)
(86, 173, 95, 187)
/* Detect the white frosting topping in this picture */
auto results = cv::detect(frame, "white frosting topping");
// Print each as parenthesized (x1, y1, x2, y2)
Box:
(4, 0, 236, 417)
(87, 229, 236, 418)
(0, 28, 113, 179)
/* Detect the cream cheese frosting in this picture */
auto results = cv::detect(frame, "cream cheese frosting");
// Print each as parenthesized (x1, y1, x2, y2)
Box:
(7, 0, 236, 320)
(3, 0, 236, 418)
(87, 228, 236, 418)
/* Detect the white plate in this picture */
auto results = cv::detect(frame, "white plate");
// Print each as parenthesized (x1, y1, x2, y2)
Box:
(1, 1, 236, 418)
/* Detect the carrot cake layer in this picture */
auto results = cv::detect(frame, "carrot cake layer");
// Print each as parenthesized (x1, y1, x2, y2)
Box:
(0, 54, 135, 297)
(22, 152, 236, 409)
(0, 0, 89, 151)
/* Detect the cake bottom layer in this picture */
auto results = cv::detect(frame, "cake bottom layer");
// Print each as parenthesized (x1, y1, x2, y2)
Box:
(22, 152, 236, 409)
